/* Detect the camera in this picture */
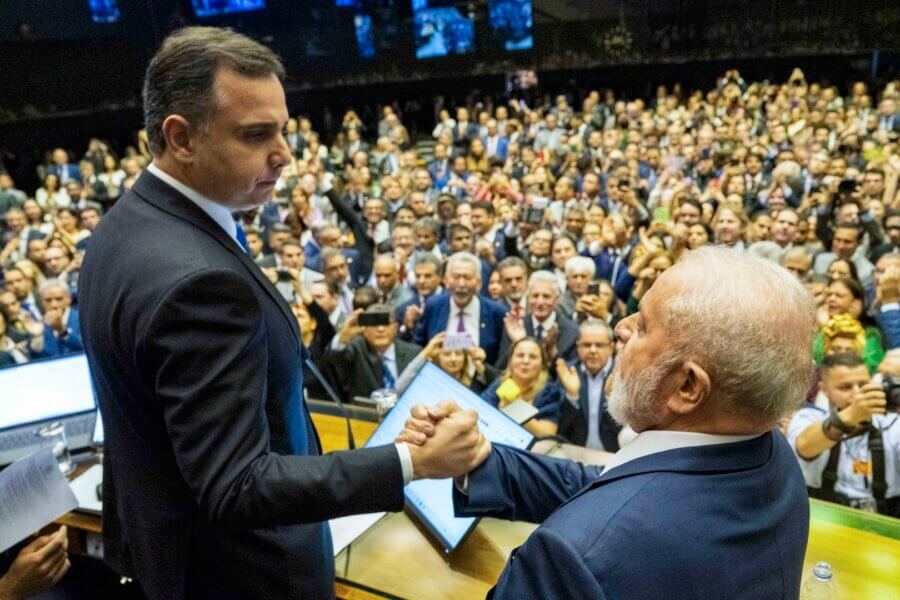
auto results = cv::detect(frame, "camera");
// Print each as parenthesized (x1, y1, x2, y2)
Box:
(881, 374, 900, 412)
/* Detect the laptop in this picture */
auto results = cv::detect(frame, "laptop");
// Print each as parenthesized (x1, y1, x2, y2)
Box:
(0, 354, 97, 466)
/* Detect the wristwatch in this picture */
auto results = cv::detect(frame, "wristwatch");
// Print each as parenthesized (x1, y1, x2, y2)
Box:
(827, 410, 854, 434)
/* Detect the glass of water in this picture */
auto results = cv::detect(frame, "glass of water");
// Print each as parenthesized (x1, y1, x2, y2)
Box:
(36, 422, 74, 476)
(371, 388, 398, 420)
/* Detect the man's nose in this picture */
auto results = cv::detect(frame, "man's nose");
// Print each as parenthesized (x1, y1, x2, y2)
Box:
(614, 316, 634, 343)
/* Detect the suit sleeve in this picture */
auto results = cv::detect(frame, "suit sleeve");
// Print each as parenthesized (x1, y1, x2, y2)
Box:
(328, 189, 373, 280)
(877, 306, 900, 350)
(453, 443, 601, 523)
(140, 269, 404, 529)
(411, 301, 431, 347)
(491, 527, 606, 600)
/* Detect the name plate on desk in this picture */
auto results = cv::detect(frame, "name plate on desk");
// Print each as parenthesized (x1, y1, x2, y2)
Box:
(364, 363, 534, 553)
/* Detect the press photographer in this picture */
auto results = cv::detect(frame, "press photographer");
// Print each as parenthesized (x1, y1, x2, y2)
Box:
(788, 351, 900, 516)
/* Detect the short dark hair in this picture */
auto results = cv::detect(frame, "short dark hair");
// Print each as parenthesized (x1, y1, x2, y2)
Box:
(471, 200, 494, 215)
(143, 27, 285, 156)
(352, 286, 378, 311)
(822, 352, 865, 372)
(449, 224, 472, 239)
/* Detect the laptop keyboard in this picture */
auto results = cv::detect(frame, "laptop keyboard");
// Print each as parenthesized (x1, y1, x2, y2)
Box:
(0, 414, 95, 452)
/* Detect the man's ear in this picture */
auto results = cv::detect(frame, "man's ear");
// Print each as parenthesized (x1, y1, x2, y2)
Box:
(666, 360, 711, 416)
(160, 115, 196, 164)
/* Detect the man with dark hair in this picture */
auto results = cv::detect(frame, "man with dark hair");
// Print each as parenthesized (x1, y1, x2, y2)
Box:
(325, 303, 421, 401)
(870, 209, 900, 263)
(470, 200, 505, 262)
(496, 256, 528, 315)
(788, 352, 899, 516)
(813, 222, 875, 286)
(79, 27, 484, 600)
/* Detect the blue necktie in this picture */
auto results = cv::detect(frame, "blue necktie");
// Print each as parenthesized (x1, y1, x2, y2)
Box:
(381, 357, 395, 389)
(234, 221, 251, 255)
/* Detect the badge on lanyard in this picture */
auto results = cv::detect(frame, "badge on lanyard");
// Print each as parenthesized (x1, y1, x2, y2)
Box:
(852, 460, 872, 476)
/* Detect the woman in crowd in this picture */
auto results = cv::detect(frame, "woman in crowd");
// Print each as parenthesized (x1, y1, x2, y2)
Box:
(813, 277, 884, 372)
(35, 173, 66, 210)
(98, 154, 125, 200)
(0, 310, 29, 366)
(622, 250, 675, 315)
(52, 208, 90, 250)
(21, 199, 54, 236)
(480, 338, 569, 436)
(826, 258, 859, 283)
(397, 333, 500, 394)
(686, 222, 713, 250)
(466, 138, 490, 174)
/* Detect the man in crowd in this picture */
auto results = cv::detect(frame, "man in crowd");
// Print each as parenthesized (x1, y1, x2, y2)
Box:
(788, 352, 899, 516)
(557, 319, 620, 451)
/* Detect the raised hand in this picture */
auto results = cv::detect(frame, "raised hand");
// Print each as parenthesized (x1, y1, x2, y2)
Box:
(555, 358, 581, 397)
(404, 304, 423, 331)
(504, 311, 526, 343)
(0, 526, 70, 600)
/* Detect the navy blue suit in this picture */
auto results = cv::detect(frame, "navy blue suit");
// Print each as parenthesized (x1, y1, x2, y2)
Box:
(411, 292, 508, 365)
(480, 379, 566, 424)
(877, 307, 900, 350)
(35, 308, 83, 357)
(456, 432, 808, 599)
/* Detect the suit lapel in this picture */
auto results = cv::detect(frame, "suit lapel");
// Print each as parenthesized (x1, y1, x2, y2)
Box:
(132, 172, 300, 341)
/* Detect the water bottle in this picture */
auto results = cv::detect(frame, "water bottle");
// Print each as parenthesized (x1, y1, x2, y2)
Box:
(800, 561, 836, 600)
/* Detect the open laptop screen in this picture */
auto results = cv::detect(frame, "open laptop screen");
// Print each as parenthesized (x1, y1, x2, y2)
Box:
(0, 354, 96, 430)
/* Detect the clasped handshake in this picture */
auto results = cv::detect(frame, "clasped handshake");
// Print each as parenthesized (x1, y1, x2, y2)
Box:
(395, 401, 492, 481)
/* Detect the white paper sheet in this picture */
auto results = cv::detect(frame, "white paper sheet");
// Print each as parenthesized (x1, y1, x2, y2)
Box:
(329, 512, 385, 556)
(0, 448, 78, 553)
(69, 464, 103, 514)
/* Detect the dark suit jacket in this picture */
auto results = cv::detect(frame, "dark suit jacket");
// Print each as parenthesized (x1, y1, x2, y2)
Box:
(411, 292, 508, 365)
(496, 311, 578, 369)
(78, 171, 405, 600)
(329, 189, 374, 288)
(557, 361, 620, 451)
(455, 432, 808, 599)
(323, 335, 420, 402)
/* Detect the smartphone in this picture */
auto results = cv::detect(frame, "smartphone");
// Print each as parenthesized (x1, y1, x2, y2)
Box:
(587, 282, 600, 296)
(358, 312, 392, 327)
(525, 208, 544, 224)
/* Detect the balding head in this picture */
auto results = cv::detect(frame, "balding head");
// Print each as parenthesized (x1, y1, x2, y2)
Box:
(610, 247, 815, 433)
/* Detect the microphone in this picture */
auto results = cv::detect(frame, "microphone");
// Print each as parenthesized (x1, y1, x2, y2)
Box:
(304, 355, 357, 450)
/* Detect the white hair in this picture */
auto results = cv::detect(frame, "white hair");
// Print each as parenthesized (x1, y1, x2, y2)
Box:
(564, 255, 596, 277)
(660, 246, 816, 420)
(38, 279, 70, 298)
(446, 251, 481, 275)
(526, 270, 559, 297)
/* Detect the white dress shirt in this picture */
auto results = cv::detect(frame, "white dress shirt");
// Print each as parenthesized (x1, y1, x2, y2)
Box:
(148, 163, 243, 252)
(446, 296, 481, 347)
(530, 311, 556, 341)
(602, 430, 758, 475)
(148, 166, 419, 483)
(582, 361, 613, 451)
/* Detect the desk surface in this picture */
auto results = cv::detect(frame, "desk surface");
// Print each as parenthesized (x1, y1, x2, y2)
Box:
(60, 412, 900, 600)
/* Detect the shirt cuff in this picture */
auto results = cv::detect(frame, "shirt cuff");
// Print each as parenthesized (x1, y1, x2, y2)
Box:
(395, 442, 414, 485)
(881, 303, 900, 313)
(330, 335, 346, 351)
(454, 474, 470, 495)
(860, 210, 875, 223)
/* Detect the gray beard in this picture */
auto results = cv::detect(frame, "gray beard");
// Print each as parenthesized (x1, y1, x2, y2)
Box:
(607, 355, 674, 427)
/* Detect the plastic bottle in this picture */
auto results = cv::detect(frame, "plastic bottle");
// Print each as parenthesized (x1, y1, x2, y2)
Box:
(800, 561, 836, 600)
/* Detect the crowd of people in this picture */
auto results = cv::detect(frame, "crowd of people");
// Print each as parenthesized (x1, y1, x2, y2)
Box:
(1, 67, 899, 516)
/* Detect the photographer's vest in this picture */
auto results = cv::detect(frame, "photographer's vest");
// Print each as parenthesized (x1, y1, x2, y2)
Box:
(808, 428, 888, 509)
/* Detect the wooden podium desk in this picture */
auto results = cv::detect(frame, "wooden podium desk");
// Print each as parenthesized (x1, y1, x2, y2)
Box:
(58, 409, 900, 599)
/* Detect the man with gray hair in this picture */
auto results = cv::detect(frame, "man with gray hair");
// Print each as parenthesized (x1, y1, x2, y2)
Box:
(400, 246, 815, 598)
(498, 270, 578, 367)
(34, 279, 82, 357)
(557, 319, 620, 451)
(559, 255, 596, 319)
(412, 251, 508, 364)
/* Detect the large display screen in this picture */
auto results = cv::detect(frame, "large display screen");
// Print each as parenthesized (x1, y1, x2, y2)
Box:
(489, 0, 533, 51)
(412, 1, 474, 59)
(192, 0, 267, 18)
(354, 14, 376, 57)
(89, 0, 121, 23)
(365, 362, 534, 552)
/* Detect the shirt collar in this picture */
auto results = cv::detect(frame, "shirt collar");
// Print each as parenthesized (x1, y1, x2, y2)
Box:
(381, 344, 396, 362)
(602, 430, 758, 475)
(453, 295, 479, 316)
(580, 358, 612, 381)
(531, 311, 556, 331)
(148, 163, 238, 244)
